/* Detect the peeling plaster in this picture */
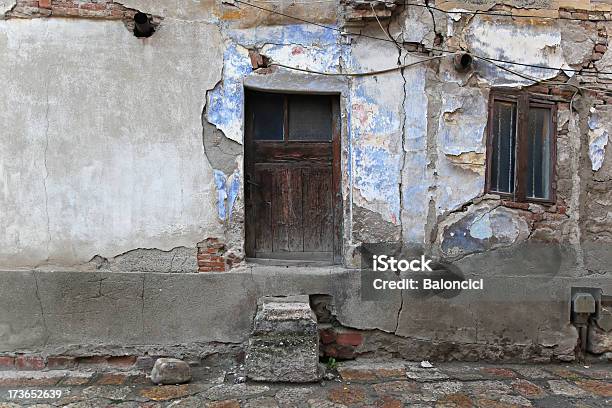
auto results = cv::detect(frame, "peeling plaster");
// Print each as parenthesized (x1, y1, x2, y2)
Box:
(0, 0, 15, 15)
(213, 169, 241, 221)
(588, 107, 610, 172)
(207, 43, 252, 144)
(465, 17, 569, 86)
(439, 203, 532, 260)
(434, 86, 488, 213)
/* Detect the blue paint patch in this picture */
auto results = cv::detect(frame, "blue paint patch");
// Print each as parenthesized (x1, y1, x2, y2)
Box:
(207, 43, 253, 142)
(227, 169, 241, 219)
(353, 145, 401, 221)
(213, 170, 228, 221)
(469, 213, 493, 239)
(227, 24, 338, 48)
(213, 169, 242, 221)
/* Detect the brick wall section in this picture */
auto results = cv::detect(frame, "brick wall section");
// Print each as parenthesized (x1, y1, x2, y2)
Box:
(197, 237, 227, 272)
(319, 324, 364, 360)
(6, 0, 136, 19)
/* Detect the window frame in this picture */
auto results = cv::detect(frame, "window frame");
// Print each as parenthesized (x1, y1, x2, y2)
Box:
(247, 91, 334, 143)
(485, 89, 557, 204)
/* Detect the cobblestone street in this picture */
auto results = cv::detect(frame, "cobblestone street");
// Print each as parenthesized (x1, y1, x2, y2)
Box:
(0, 361, 610, 407)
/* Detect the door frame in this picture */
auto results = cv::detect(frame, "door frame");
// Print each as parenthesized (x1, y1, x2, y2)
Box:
(243, 88, 343, 263)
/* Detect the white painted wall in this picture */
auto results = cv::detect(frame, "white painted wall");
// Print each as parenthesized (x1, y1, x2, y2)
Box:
(0, 18, 224, 267)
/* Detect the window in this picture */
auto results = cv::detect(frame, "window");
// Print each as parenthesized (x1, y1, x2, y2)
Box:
(247, 91, 333, 142)
(486, 91, 556, 202)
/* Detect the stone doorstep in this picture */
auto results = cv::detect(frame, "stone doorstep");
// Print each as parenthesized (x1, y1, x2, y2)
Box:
(246, 296, 321, 383)
(0, 369, 146, 387)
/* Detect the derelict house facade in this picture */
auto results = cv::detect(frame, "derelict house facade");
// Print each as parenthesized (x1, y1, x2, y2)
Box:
(0, 0, 611, 365)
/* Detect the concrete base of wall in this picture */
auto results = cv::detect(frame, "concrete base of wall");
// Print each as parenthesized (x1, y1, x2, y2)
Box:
(1, 266, 611, 362)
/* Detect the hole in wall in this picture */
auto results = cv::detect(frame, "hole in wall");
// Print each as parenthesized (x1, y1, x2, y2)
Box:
(133, 12, 155, 38)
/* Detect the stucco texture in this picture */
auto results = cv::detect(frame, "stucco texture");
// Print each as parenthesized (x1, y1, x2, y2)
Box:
(0, 18, 224, 267)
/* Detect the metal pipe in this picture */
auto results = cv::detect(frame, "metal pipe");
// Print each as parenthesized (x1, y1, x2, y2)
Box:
(134, 12, 154, 38)
(453, 53, 473, 72)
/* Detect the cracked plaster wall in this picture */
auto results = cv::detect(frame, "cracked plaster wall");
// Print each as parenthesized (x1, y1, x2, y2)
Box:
(0, 17, 224, 268)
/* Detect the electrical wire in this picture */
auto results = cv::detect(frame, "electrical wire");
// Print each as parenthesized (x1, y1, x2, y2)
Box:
(244, 0, 612, 22)
(396, 0, 612, 22)
(270, 55, 443, 76)
(233, 0, 612, 76)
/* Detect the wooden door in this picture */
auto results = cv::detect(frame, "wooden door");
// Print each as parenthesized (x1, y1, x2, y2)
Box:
(244, 90, 341, 262)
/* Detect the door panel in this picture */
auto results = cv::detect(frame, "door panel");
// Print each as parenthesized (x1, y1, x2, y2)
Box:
(271, 166, 304, 252)
(303, 167, 334, 252)
(252, 167, 273, 253)
(245, 90, 340, 262)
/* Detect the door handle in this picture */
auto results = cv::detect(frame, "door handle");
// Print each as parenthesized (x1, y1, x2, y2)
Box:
(246, 178, 261, 188)
(245, 173, 260, 189)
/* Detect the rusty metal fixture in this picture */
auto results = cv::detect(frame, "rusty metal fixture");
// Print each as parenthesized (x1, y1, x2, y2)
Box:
(134, 12, 155, 38)
(453, 52, 473, 72)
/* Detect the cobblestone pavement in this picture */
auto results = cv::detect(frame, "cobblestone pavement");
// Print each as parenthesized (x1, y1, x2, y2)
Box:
(0, 360, 610, 407)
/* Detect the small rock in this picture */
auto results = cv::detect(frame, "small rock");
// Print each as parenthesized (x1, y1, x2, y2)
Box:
(420, 360, 433, 368)
(234, 376, 246, 384)
(151, 358, 192, 385)
(324, 372, 335, 380)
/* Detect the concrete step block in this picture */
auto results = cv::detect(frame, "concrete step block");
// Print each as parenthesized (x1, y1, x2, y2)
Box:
(246, 296, 321, 382)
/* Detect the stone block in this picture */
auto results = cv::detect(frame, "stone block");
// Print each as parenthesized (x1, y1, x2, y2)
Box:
(150, 358, 192, 385)
(246, 296, 320, 382)
(588, 324, 612, 354)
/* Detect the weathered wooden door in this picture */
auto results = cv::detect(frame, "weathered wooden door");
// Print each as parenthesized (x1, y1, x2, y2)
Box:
(244, 90, 341, 262)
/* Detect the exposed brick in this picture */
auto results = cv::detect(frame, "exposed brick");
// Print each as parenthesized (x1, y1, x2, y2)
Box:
(198, 261, 226, 269)
(96, 372, 128, 385)
(319, 328, 336, 345)
(77, 355, 109, 366)
(501, 200, 530, 210)
(108, 355, 137, 367)
(0, 356, 15, 369)
(79, 2, 106, 11)
(336, 331, 363, 347)
(197, 237, 228, 272)
(15, 355, 45, 370)
(46, 356, 76, 369)
(38, 0, 51, 8)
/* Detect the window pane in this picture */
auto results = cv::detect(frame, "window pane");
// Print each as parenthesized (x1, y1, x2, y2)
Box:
(251, 92, 284, 141)
(490, 100, 517, 194)
(288, 94, 332, 141)
(526, 107, 552, 199)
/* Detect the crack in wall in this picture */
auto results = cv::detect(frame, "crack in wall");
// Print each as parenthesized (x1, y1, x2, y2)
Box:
(33, 272, 49, 346)
(42, 61, 51, 260)
(394, 287, 403, 334)
(140, 275, 145, 338)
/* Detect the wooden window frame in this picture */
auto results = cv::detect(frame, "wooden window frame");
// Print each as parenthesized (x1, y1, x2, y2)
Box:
(485, 89, 557, 204)
(250, 93, 334, 143)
